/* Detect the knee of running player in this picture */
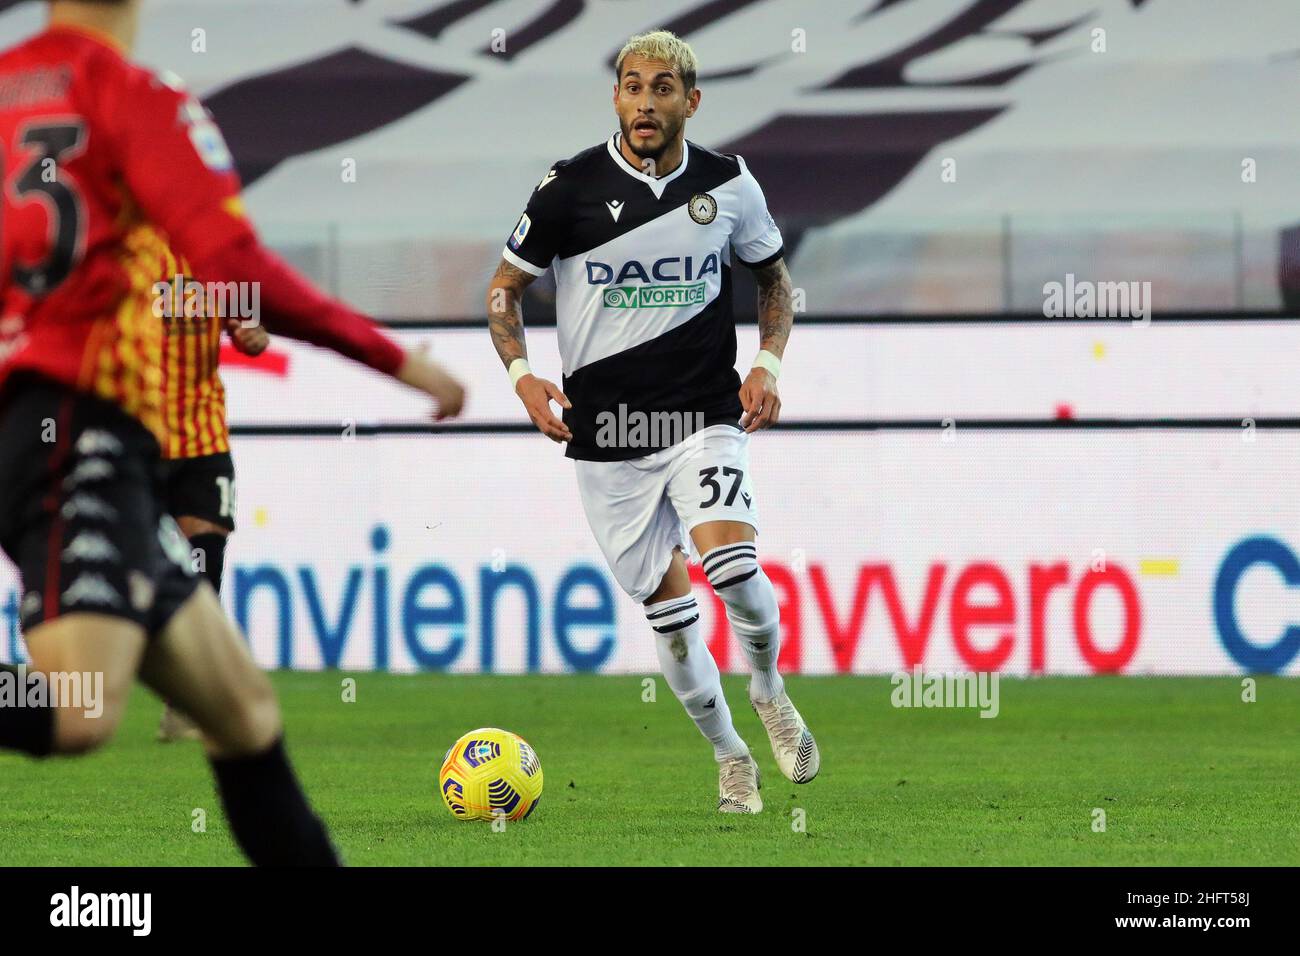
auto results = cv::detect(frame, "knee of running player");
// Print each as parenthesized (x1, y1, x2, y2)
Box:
(50, 674, 132, 756)
(23, 617, 144, 757)
(699, 541, 778, 635)
(146, 588, 283, 757)
(207, 667, 281, 758)
(52, 710, 120, 755)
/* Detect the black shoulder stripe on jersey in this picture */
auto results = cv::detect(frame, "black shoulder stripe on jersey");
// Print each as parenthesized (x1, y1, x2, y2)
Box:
(544, 142, 607, 184)
(737, 245, 785, 270)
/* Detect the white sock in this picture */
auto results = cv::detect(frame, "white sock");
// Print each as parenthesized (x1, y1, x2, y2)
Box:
(701, 543, 784, 702)
(646, 595, 748, 762)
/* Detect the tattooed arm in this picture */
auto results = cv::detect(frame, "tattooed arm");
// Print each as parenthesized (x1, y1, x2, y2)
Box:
(738, 257, 794, 432)
(486, 258, 572, 443)
(487, 258, 535, 368)
(753, 257, 794, 358)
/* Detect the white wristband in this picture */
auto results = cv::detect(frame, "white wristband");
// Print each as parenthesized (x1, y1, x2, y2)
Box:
(752, 350, 782, 381)
(508, 358, 532, 389)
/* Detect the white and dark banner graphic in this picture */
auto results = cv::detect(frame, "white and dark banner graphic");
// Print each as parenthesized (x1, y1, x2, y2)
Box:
(1, 0, 1296, 316)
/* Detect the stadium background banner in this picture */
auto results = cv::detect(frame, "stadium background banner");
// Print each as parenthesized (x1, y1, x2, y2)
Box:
(5, 428, 1300, 677)
(4, 325, 1300, 677)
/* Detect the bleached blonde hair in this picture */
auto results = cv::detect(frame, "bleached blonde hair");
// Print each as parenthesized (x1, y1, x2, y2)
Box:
(615, 30, 698, 91)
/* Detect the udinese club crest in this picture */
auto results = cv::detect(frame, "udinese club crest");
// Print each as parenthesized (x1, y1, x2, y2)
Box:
(688, 192, 717, 225)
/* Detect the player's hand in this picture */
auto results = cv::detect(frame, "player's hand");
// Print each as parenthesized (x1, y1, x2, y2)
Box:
(225, 318, 269, 356)
(739, 367, 781, 432)
(397, 348, 466, 420)
(516, 374, 572, 443)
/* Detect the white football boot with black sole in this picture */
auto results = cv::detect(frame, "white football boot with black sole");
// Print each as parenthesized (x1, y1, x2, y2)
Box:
(752, 691, 820, 784)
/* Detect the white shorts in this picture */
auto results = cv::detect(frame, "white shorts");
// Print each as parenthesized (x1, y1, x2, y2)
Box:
(574, 424, 759, 603)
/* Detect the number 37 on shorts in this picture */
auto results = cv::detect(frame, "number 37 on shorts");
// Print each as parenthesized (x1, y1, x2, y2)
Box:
(697, 465, 751, 511)
(673, 425, 757, 530)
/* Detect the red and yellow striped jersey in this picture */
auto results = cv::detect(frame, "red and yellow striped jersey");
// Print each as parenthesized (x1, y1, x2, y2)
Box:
(162, 309, 228, 460)
(156, 264, 230, 460)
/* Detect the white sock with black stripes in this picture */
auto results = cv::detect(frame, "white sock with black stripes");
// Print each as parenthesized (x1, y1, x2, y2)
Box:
(645, 595, 749, 762)
(701, 542, 784, 703)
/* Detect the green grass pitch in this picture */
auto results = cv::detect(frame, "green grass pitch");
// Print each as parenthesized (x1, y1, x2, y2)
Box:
(1, 674, 1297, 866)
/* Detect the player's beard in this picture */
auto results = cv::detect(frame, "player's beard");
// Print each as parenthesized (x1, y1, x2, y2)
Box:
(621, 114, 683, 170)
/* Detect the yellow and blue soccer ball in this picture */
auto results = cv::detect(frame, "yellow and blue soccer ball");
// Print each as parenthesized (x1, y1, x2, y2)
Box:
(438, 728, 543, 822)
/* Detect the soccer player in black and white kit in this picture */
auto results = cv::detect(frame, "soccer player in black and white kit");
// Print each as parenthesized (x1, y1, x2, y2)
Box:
(487, 30, 818, 812)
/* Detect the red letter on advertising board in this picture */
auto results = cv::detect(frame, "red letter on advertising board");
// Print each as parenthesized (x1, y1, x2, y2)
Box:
(809, 563, 945, 672)
(951, 562, 1015, 671)
(1073, 566, 1141, 673)
(1029, 562, 1070, 673)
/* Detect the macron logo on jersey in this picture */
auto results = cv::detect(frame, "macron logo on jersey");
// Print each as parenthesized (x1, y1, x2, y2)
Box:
(605, 200, 624, 222)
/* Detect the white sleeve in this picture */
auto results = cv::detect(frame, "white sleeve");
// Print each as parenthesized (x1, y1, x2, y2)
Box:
(731, 155, 784, 268)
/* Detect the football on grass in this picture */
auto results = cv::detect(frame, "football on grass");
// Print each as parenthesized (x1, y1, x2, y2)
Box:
(438, 728, 543, 822)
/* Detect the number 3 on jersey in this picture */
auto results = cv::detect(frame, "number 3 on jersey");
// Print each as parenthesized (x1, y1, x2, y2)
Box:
(2, 121, 87, 295)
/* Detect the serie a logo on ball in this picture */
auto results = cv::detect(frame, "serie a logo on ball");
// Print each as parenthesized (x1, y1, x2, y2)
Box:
(438, 727, 544, 822)
(689, 192, 717, 224)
